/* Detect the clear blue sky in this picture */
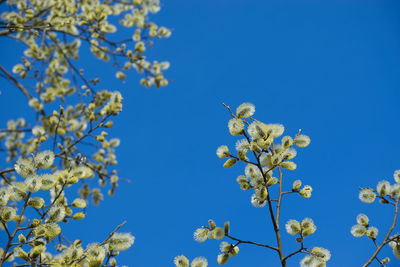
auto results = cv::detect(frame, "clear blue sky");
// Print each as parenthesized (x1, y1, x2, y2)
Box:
(1, 0, 400, 266)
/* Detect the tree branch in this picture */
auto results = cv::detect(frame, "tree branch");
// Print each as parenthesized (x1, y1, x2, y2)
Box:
(0, 64, 33, 99)
(363, 199, 399, 267)
(225, 234, 278, 251)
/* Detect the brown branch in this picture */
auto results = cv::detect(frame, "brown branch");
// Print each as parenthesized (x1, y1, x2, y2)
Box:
(371, 239, 384, 266)
(0, 64, 33, 99)
(0, 128, 32, 133)
(0, 172, 12, 185)
(100, 221, 127, 245)
(55, 115, 109, 157)
(226, 234, 278, 251)
(2, 183, 67, 262)
(222, 103, 236, 118)
(283, 241, 306, 261)
(228, 115, 285, 266)
(363, 199, 399, 267)
(0, 192, 32, 264)
(1, 221, 12, 239)
(276, 167, 283, 227)
(47, 34, 96, 94)
(72, 221, 127, 265)
(0, 168, 15, 175)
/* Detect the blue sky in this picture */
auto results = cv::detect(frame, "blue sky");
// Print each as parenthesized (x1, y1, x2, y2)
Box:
(1, 0, 400, 266)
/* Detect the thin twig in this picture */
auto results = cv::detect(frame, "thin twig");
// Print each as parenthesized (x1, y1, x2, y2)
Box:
(225, 234, 278, 251)
(363, 199, 399, 267)
(0, 64, 33, 99)
(100, 221, 127, 245)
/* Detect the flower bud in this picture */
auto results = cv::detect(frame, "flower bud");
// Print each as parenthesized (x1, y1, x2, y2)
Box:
(217, 254, 229, 265)
(224, 221, 230, 235)
(229, 246, 239, 257)
(281, 161, 297, 170)
(292, 180, 301, 191)
(73, 212, 85, 220)
(28, 197, 45, 209)
(105, 121, 114, 128)
(18, 233, 26, 243)
(208, 219, 216, 230)
(32, 219, 41, 227)
(223, 158, 237, 168)
(1, 207, 16, 222)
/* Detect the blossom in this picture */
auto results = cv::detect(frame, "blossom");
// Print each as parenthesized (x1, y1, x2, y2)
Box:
(376, 180, 391, 196)
(351, 224, 366, 237)
(236, 102, 255, 118)
(248, 122, 267, 139)
(259, 152, 273, 167)
(359, 189, 376, 204)
(393, 244, 400, 259)
(216, 146, 230, 158)
(174, 255, 189, 267)
(366, 227, 378, 239)
(63, 243, 83, 261)
(35, 150, 54, 169)
(250, 176, 264, 189)
(236, 175, 250, 190)
(356, 214, 369, 226)
(193, 228, 208, 242)
(92, 188, 104, 206)
(210, 227, 225, 240)
(268, 124, 285, 138)
(229, 246, 239, 257)
(1, 207, 16, 222)
(299, 185, 312, 198)
(245, 164, 261, 178)
(251, 194, 266, 208)
(228, 118, 244, 136)
(0, 187, 10, 206)
(300, 256, 321, 267)
(72, 198, 87, 209)
(301, 218, 317, 237)
(255, 187, 268, 202)
(40, 174, 56, 190)
(43, 223, 61, 239)
(108, 232, 135, 251)
(391, 184, 400, 198)
(25, 175, 42, 193)
(48, 204, 66, 222)
(282, 148, 297, 160)
(394, 169, 400, 183)
(11, 182, 27, 201)
(285, 220, 301, 235)
(311, 247, 331, 262)
(191, 257, 208, 267)
(266, 177, 278, 187)
(27, 197, 45, 209)
(294, 134, 311, 148)
(72, 166, 94, 179)
(14, 158, 35, 178)
(281, 136, 293, 148)
(86, 243, 106, 263)
(220, 241, 230, 252)
(32, 125, 45, 136)
(235, 139, 249, 152)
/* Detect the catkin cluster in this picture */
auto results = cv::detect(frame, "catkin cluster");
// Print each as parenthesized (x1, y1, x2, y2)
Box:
(175, 103, 330, 267)
(0, 0, 171, 265)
